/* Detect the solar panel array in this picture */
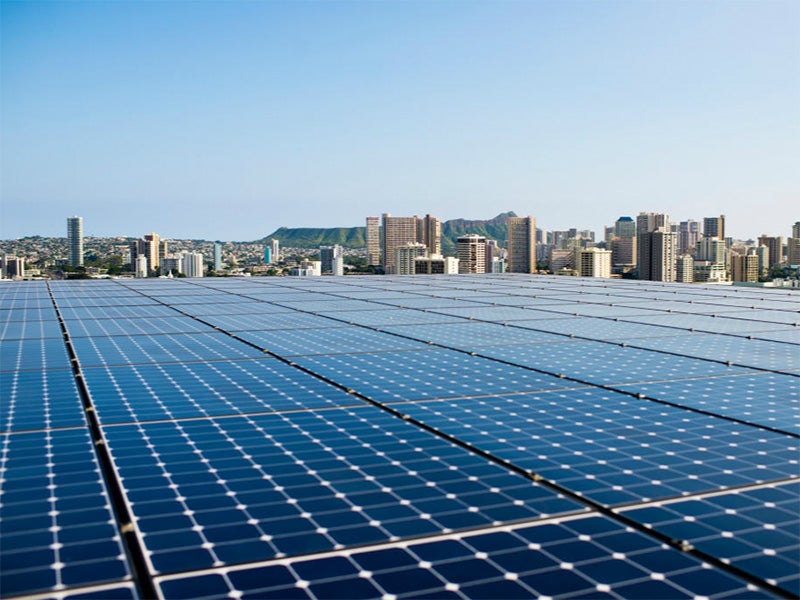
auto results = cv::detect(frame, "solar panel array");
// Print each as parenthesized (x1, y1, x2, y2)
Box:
(1, 274, 798, 599)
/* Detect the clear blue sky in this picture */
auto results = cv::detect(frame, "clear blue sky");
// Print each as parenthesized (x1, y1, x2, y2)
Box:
(2, 0, 798, 241)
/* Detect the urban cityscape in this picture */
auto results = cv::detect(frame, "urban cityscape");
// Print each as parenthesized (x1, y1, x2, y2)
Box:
(1, 212, 798, 286)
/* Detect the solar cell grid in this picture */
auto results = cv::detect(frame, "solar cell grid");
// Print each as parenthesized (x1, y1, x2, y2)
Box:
(68, 332, 266, 368)
(397, 390, 800, 505)
(156, 513, 767, 600)
(619, 313, 795, 335)
(0, 317, 64, 340)
(291, 349, 585, 403)
(620, 482, 800, 596)
(0, 337, 71, 372)
(104, 407, 583, 574)
(83, 359, 364, 424)
(0, 428, 130, 596)
(1, 368, 86, 432)
(237, 326, 430, 356)
(617, 373, 800, 434)
(63, 315, 215, 337)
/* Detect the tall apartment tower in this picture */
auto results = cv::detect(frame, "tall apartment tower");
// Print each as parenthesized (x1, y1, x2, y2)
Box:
(417, 214, 442, 257)
(366, 217, 381, 266)
(678, 220, 700, 255)
(703, 215, 726, 240)
(67, 216, 83, 267)
(731, 253, 760, 282)
(758, 236, 783, 268)
(639, 227, 677, 282)
(457, 235, 486, 274)
(788, 222, 800, 266)
(578, 248, 612, 278)
(395, 243, 428, 275)
(181, 252, 204, 278)
(506, 216, 536, 273)
(270, 239, 280, 263)
(213, 242, 223, 272)
(320, 245, 344, 275)
(676, 255, 694, 283)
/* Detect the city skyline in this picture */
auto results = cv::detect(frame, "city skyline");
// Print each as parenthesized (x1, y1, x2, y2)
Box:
(2, 1, 798, 240)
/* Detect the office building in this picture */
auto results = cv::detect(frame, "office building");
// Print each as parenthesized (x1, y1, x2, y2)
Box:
(550, 248, 574, 273)
(610, 236, 636, 274)
(395, 243, 428, 275)
(757, 245, 770, 277)
(693, 261, 728, 283)
(614, 216, 636, 238)
(484, 240, 499, 273)
(214, 242, 223, 272)
(181, 252, 204, 278)
(161, 256, 183, 277)
(758, 236, 783, 268)
(678, 220, 700, 255)
(703, 215, 726, 241)
(67, 216, 83, 267)
(457, 235, 486, 274)
(264, 247, 272, 265)
(320, 245, 344, 276)
(506, 216, 536, 273)
(366, 217, 380, 266)
(731, 253, 760, 283)
(676, 255, 694, 283)
(578, 248, 611, 278)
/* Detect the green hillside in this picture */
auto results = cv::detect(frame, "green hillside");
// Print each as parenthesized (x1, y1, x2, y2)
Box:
(258, 212, 518, 253)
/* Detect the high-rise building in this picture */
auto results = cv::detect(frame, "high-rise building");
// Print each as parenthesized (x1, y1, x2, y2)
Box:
(614, 216, 636, 239)
(696, 237, 726, 264)
(270, 239, 280, 263)
(639, 227, 676, 282)
(67, 216, 83, 267)
(366, 217, 380, 266)
(676, 255, 694, 283)
(507, 216, 536, 273)
(703, 215, 726, 241)
(788, 222, 800, 266)
(484, 240, 500, 273)
(130, 233, 168, 273)
(264, 247, 272, 265)
(395, 243, 427, 275)
(380, 214, 441, 274)
(135, 255, 148, 278)
(161, 255, 183, 276)
(757, 245, 770, 277)
(213, 242, 223, 272)
(578, 248, 611, 278)
(610, 237, 636, 273)
(181, 252, 204, 278)
(417, 214, 441, 257)
(758, 236, 783, 268)
(678, 220, 700, 255)
(457, 235, 486, 274)
(320, 245, 344, 276)
(731, 253, 760, 282)
(549, 248, 574, 273)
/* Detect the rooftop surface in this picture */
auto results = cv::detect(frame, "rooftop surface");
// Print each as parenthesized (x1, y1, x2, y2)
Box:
(1, 275, 798, 599)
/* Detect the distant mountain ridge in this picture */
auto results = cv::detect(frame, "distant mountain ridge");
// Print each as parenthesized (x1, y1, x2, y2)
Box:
(258, 212, 518, 253)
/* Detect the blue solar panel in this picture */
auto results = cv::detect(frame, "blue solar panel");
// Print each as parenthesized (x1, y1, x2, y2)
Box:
(2, 275, 797, 599)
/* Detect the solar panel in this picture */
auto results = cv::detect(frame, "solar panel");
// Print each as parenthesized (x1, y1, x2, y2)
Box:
(2, 275, 797, 599)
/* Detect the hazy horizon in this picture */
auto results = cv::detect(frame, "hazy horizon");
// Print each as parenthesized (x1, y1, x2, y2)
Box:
(2, 1, 798, 241)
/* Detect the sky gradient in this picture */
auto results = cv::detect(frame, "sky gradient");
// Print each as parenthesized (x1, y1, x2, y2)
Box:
(2, 0, 798, 241)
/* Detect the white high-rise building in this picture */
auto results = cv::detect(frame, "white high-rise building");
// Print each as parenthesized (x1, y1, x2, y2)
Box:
(67, 216, 83, 267)
(135, 255, 148, 278)
(270, 239, 280, 263)
(366, 217, 381, 266)
(457, 235, 486, 274)
(395, 243, 428, 275)
(320, 245, 344, 276)
(181, 252, 204, 278)
(213, 242, 222, 272)
(578, 248, 611, 278)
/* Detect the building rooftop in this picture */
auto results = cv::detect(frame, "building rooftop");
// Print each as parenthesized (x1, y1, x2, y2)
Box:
(1, 275, 798, 599)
